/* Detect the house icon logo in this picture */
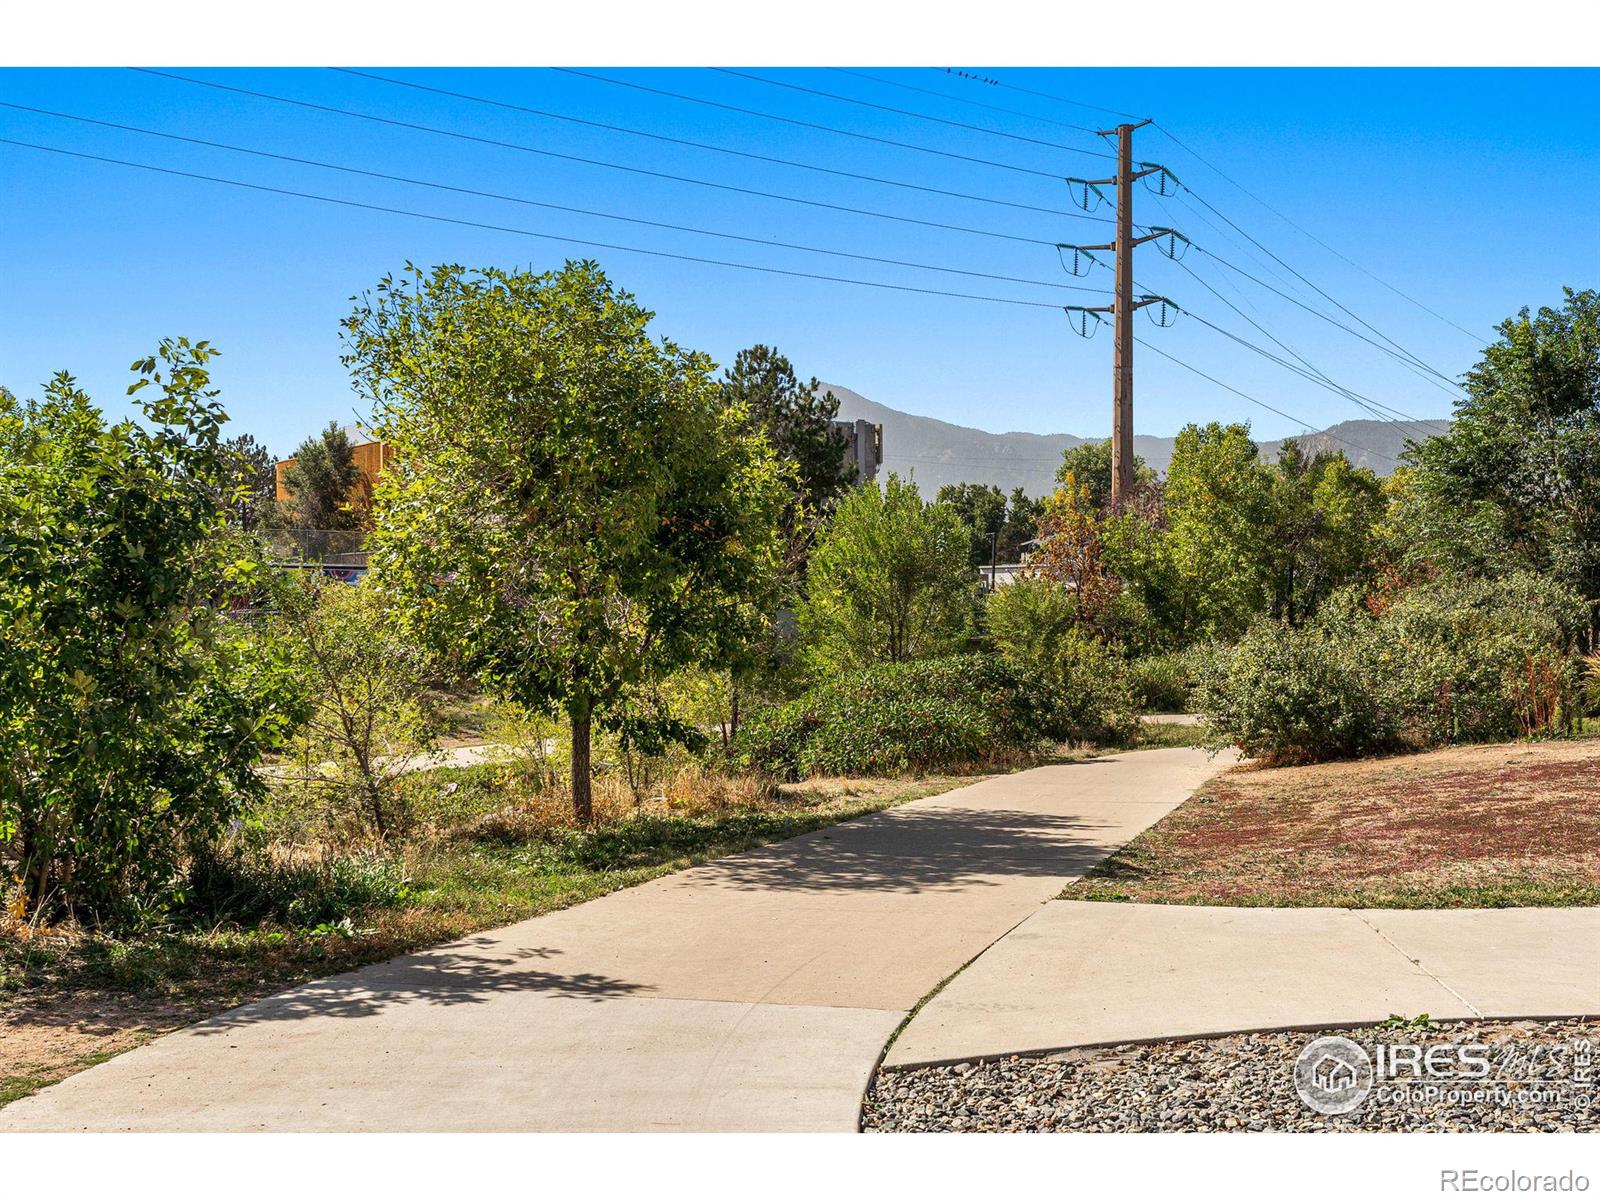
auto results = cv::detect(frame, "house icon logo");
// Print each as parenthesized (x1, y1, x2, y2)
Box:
(1294, 1036, 1373, 1115)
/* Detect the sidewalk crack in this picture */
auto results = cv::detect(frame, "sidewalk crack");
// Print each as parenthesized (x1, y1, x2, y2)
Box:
(1352, 911, 1483, 1019)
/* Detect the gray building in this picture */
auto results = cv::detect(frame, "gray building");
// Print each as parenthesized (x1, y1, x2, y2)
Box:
(836, 418, 884, 485)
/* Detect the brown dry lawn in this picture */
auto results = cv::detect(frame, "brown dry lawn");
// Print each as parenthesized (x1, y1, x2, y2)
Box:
(1064, 737, 1600, 909)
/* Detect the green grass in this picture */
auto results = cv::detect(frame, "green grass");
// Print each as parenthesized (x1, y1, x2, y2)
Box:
(1066, 876, 1600, 910)
(1123, 720, 1209, 751)
(0, 1052, 119, 1108)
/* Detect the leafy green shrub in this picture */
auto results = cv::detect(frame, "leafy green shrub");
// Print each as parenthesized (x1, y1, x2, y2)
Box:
(182, 845, 409, 928)
(734, 655, 1049, 780)
(1193, 619, 1398, 764)
(1197, 572, 1586, 763)
(1378, 572, 1585, 744)
(0, 343, 307, 925)
(1125, 651, 1196, 713)
(985, 574, 1080, 652)
(274, 576, 442, 841)
(1027, 631, 1142, 745)
(986, 577, 1140, 744)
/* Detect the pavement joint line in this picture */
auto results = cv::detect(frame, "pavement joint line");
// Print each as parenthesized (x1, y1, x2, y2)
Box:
(857, 898, 1058, 1129)
(1351, 908, 1484, 1019)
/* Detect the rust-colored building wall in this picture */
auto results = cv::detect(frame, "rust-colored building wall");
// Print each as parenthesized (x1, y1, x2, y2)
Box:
(274, 439, 394, 518)
(273, 458, 294, 503)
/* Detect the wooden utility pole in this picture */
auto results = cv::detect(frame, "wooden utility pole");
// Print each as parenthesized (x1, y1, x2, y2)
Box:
(1060, 120, 1180, 510)
(1110, 121, 1139, 508)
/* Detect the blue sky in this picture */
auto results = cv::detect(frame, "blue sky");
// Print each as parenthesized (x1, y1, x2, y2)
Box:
(2, 66, 1596, 457)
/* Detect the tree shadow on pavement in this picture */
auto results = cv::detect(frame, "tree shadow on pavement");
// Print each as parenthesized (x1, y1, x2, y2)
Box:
(187, 941, 653, 1030)
(690, 802, 1146, 895)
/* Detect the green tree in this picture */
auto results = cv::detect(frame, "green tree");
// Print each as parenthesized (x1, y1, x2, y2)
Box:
(1261, 439, 1385, 624)
(1399, 288, 1600, 634)
(1056, 438, 1154, 511)
(722, 345, 852, 558)
(0, 341, 303, 922)
(937, 482, 1008, 568)
(1156, 421, 1274, 641)
(717, 345, 851, 728)
(346, 261, 786, 824)
(1000, 487, 1045, 560)
(937, 482, 1043, 569)
(796, 473, 975, 671)
(282, 421, 363, 530)
(223, 432, 283, 531)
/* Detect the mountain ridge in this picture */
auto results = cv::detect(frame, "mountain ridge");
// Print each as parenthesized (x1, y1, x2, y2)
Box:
(821, 383, 1441, 496)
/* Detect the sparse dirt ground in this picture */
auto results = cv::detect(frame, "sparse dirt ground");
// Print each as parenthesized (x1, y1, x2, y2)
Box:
(1063, 737, 1600, 908)
(0, 772, 977, 1108)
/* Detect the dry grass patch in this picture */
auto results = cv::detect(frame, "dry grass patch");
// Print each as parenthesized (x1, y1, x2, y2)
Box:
(1064, 737, 1600, 908)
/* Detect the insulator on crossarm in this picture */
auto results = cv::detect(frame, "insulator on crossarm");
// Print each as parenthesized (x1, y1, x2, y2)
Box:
(1063, 307, 1104, 339)
(1139, 164, 1180, 197)
(1153, 228, 1191, 261)
(1055, 245, 1099, 277)
(1063, 178, 1106, 213)
(1141, 296, 1179, 328)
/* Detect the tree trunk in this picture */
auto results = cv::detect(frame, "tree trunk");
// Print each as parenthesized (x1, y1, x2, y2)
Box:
(18, 812, 47, 919)
(569, 696, 594, 826)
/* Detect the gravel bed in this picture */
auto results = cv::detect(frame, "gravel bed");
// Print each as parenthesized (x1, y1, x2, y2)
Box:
(863, 1019, 1598, 1132)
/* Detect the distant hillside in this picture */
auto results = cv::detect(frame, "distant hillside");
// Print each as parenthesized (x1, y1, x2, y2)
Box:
(822, 383, 1440, 496)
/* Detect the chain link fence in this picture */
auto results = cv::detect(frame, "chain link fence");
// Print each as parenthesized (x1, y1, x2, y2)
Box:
(266, 528, 369, 567)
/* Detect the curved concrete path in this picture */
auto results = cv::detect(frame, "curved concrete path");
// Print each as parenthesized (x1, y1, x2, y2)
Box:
(0, 747, 1233, 1132)
(884, 901, 1600, 1068)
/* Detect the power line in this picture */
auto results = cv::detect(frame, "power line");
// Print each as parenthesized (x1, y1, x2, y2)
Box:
(1068, 236, 1451, 435)
(1192, 241, 1467, 401)
(941, 68, 1143, 122)
(1135, 336, 1398, 464)
(132, 70, 1086, 250)
(331, 68, 1110, 226)
(1133, 197, 1465, 399)
(832, 69, 1108, 138)
(1183, 306, 1451, 436)
(1179, 181, 1466, 391)
(919, 70, 1423, 461)
(711, 67, 1112, 154)
(1156, 122, 1488, 346)
(552, 67, 1075, 181)
(0, 137, 1076, 311)
(1162, 256, 1452, 433)
(1159, 188, 1325, 309)
(1, 101, 1109, 298)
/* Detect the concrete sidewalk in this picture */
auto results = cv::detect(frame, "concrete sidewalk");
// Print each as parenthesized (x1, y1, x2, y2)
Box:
(884, 901, 1600, 1068)
(0, 747, 1232, 1132)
